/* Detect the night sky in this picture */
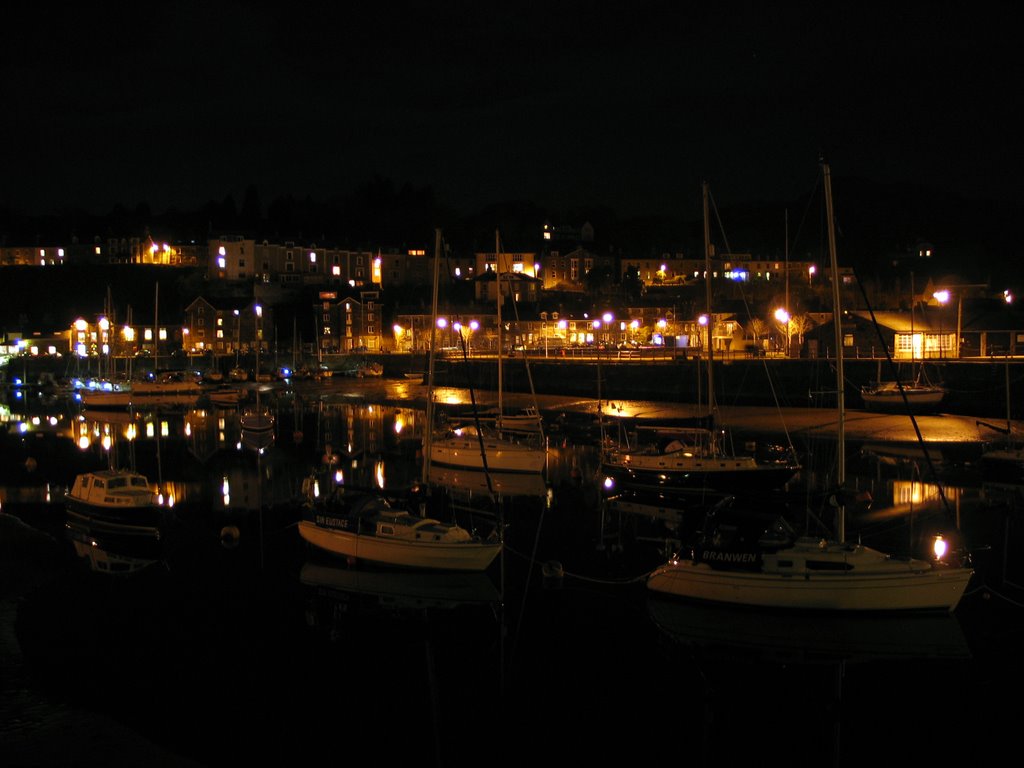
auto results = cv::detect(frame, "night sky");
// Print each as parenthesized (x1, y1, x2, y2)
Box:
(3, 3, 1021, 219)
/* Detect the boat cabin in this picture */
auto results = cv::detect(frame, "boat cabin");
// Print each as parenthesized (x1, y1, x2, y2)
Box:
(69, 470, 156, 508)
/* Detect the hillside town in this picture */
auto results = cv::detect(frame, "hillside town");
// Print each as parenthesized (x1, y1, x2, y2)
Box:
(2, 214, 1021, 378)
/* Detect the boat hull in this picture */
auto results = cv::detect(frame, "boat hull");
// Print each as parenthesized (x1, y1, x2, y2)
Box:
(65, 470, 161, 528)
(860, 386, 946, 414)
(80, 381, 201, 410)
(298, 520, 501, 571)
(646, 559, 973, 612)
(601, 459, 798, 494)
(430, 437, 546, 474)
(979, 447, 1024, 485)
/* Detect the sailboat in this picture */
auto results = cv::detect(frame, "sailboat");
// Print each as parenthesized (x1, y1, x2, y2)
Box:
(646, 164, 974, 612)
(977, 360, 1024, 485)
(296, 479, 502, 572)
(426, 230, 547, 475)
(79, 283, 201, 410)
(860, 376, 947, 413)
(861, 279, 947, 413)
(240, 304, 275, 443)
(600, 182, 800, 495)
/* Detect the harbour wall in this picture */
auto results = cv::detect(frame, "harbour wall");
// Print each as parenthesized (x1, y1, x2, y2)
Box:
(410, 356, 1022, 421)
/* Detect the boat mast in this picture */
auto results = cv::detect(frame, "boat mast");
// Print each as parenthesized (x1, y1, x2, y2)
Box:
(702, 182, 715, 418)
(423, 227, 442, 480)
(823, 162, 846, 543)
(495, 229, 503, 421)
(153, 282, 159, 372)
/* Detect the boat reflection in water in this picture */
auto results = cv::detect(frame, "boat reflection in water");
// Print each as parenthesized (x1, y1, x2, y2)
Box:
(64, 512, 163, 576)
(646, 594, 973, 764)
(647, 595, 971, 663)
(299, 557, 501, 611)
(425, 464, 550, 498)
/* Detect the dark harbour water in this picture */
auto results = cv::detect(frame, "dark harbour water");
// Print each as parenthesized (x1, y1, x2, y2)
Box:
(3, 392, 1024, 767)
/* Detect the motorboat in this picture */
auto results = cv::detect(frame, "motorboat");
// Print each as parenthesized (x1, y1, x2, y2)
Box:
(65, 469, 161, 528)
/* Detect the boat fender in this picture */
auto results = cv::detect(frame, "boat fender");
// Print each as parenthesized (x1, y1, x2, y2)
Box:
(220, 525, 241, 549)
(542, 560, 564, 588)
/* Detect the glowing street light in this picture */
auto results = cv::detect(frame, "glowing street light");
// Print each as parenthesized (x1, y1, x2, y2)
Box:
(774, 308, 791, 356)
(933, 284, 985, 358)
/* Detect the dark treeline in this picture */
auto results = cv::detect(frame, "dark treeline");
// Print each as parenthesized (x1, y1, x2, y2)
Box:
(2, 175, 1021, 291)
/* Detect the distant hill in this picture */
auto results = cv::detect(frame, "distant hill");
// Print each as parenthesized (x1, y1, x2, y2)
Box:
(0, 265, 206, 332)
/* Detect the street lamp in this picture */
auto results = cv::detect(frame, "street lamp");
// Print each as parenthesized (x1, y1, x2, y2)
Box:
(254, 304, 263, 377)
(932, 284, 986, 358)
(774, 308, 790, 357)
(698, 314, 709, 355)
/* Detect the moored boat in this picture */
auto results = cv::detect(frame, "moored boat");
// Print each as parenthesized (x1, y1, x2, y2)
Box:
(645, 167, 974, 614)
(65, 469, 161, 528)
(860, 380, 947, 414)
(600, 425, 799, 495)
(296, 480, 501, 571)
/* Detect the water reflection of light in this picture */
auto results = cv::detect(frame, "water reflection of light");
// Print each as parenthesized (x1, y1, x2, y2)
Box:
(335, 469, 344, 485)
(376, 461, 385, 489)
(125, 424, 137, 441)
(222, 476, 230, 506)
(394, 414, 405, 434)
(892, 480, 948, 505)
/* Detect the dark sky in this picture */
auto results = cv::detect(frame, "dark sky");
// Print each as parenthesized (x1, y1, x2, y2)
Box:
(3, 2, 1021, 219)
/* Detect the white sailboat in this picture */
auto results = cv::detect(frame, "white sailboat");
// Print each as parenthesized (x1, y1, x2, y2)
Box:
(426, 229, 546, 475)
(296, 480, 501, 572)
(646, 165, 974, 612)
(240, 306, 275, 443)
(601, 182, 800, 494)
